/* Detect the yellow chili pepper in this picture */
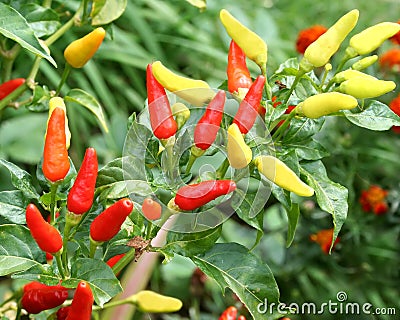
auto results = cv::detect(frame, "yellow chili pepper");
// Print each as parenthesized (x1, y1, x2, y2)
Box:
(347, 22, 400, 57)
(296, 92, 358, 119)
(351, 55, 378, 71)
(151, 61, 215, 107)
(64, 27, 106, 68)
(47, 97, 71, 149)
(227, 123, 252, 169)
(171, 102, 190, 129)
(219, 9, 268, 69)
(254, 155, 314, 197)
(300, 9, 359, 71)
(339, 78, 396, 99)
(130, 290, 183, 313)
(333, 69, 376, 83)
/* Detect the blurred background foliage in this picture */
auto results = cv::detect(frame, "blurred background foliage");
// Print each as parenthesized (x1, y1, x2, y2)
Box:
(0, 0, 399, 319)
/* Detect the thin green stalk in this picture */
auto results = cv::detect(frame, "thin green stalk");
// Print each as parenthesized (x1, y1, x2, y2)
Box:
(185, 152, 197, 175)
(271, 108, 297, 141)
(56, 63, 72, 95)
(145, 221, 153, 240)
(55, 253, 66, 279)
(216, 158, 230, 179)
(261, 63, 272, 100)
(49, 182, 59, 223)
(1, 44, 21, 82)
(61, 221, 73, 270)
(283, 70, 305, 105)
(89, 239, 99, 258)
(112, 247, 136, 275)
(93, 297, 134, 311)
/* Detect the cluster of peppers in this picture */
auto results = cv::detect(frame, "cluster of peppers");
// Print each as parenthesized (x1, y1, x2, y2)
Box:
(143, 8, 400, 214)
(17, 27, 184, 318)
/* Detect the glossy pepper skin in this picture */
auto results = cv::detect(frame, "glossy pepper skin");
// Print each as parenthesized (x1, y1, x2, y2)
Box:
(21, 281, 68, 314)
(90, 198, 134, 242)
(151, 61, 214, 107)
(26, 204, 63, 254)
(332, 69, 376, 83)
(47, 97, 71, 149)
(65, 281, 94, 320)
(227, 40, 252, 97)
(296, 92, 358, 119)
(67, 148, 98, 215)
(339, 78, 396, 99)
(300, 10, 359, 71)
(142, 198, 162, 220)
(347, 22, 400, 57)
(133, 290, 183, 313)
(233, 75, 265, 134)
(220, 9, 267, 68)
(194, 90, 226, 150)
(254, 155, 314, 197)
(175, 180, 236, 211)
(42, 107, 70, 182)
(351, 55, 378, 71)
(227, 123, 252, 169)
(0, 78, 25, 100)
(64, 27, 106, 68)
(146, 63, 178, 140)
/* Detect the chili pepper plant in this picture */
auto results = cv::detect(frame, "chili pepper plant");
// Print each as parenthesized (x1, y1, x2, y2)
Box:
(0, 1, 399, 320)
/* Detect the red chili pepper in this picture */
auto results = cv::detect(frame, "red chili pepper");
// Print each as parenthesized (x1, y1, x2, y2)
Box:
(227, 40, 253, 94)
(56, 306, 71, 320)
(0, 78, 25, 100)
(67, 148, 98, 215)
(146, 63, 178, 139)
(106, 253, 126, 268)
(90, 198, 134, 242)
(26, 204, 63, 254)
(194, 90, 226, 150)
(21, 281, 68, 314)
(45, 213, 60, 261)
(142, 197, 162, 220)
(219, 306, 238, 320)
(232, 75, 265, 134)
(42, 107, 70, 182)
(65, 281, 94, 320)
(175, 180, 236, 211)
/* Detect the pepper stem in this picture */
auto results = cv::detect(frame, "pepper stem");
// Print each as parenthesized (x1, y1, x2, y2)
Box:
(89, 238, 100, 258)
(216, 158, 230, 179)
(61, 219, 74, 271)
(111, 247, 136, 275)
(55, 63, 71, 95)
(271, 107, 297, 141)
(49, 182, 59, 224)
(261, 63, 272, 101)
(55, 252, 66, 279)
(283, 70, 306, 105)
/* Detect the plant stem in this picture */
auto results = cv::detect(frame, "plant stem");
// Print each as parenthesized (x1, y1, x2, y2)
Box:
(216, 158, 230, 179)
(49, 182, 59, 223)
(61, 221, 73, 270)
(283, 70, 305, 105)
(261, 63, 272, 101)
(185, 152, 197, 175)
(56, 63, 72, 95)
(89, 239, 99, 258)
(112, 247, 136, 275)
(45, 7, 82, 46)
(55, 253, 66, 279)
(42, 0, 52, 8)
(271, 108, 297, 141)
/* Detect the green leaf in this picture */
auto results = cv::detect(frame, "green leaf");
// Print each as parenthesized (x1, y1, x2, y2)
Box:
(91, 0, 128, 25)
(284, 139, 329, 161)
(300, 161, 348, 250)
(62, 258, 122, 307)
(160, 226, 222, 258)
(0, 225, 45, 276)
(19, 3, 60, 37)
(65, 89, 109, 133)
(343, 100, 400, 131)
(283, 117, 325, 144)
(0, 113, 47, 164)
(286, 203, 300, 247)
(0, 159, 40, 200)
(0, 3, 56, 67)
(192, 243, 282, 320)
(0, 190, 29, 224)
